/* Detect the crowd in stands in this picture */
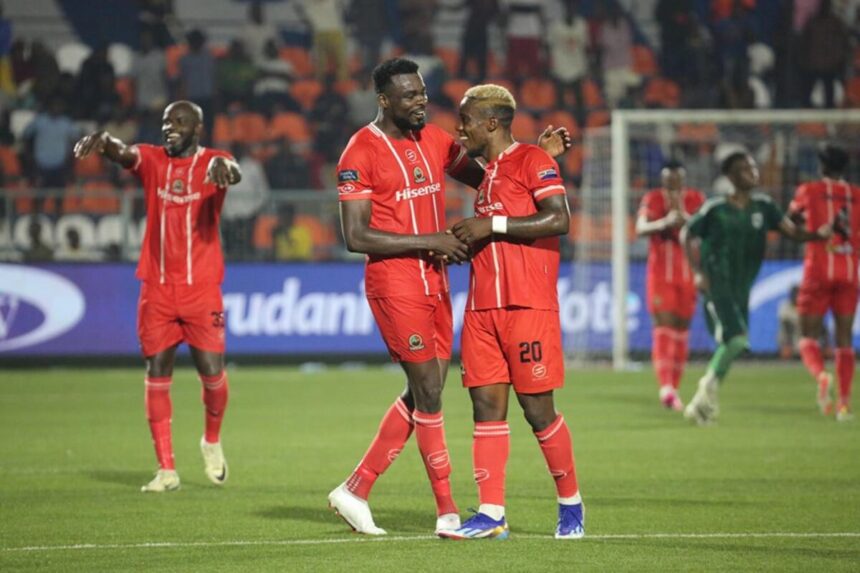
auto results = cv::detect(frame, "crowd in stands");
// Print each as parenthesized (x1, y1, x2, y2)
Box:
(1, 0, 859, 261)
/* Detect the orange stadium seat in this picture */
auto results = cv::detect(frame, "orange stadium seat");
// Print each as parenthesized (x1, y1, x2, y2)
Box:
(520, 78, 557, 112)
(233, 112, 268, 144)
(564, 144, 584, 178)
(540, 110, 579, 139)
(676, 122, 718, 143)
(253, 213, 278, 250)
(269, 112, 312, 144)
(797, 122, 828, 137)
(644, 77, 680, 108)
(586, 110, 611, 128)
(74, 152, 106, 178)
(442, 79, 471, 106)
(334, 78, 359, 97)
(115, 77, 135, 108)
(294, 214, 337, 259)
(213, 113, 233, 145)
(165, 44, 188, 79)
(436, 47, 460, 76)
(0, 145, 22, 177)
(430, 108, 459, 136)
(583, 79, 604, 109)
(291, 79, 324, 111)
(280, 46, 313, 78)
(511, 113, 539, 141)
(845, 77, 860, 107)
(632, 45, 657, 77)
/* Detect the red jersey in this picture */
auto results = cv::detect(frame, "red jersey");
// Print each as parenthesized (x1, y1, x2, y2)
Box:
(790, 178, 860, 285)
(638, 188, 705, 284)
(336, 123, 469, 298)
(467, 143, 567, 311)
(131, 144, 232, 286)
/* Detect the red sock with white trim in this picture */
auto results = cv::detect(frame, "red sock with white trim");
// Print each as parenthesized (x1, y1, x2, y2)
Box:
(671, 329, 689, 390)
(200, 372, 229, 444)
(799, 337, 825, 380)
(413, 410, 458, 516)
(473, 421, 510, 507)
(534, 414, 579, 499)
(346, 397, 414, 500)
(653, 327, 674, 390)
(145, 376, 174, 470)
(835, 347, 855, 407)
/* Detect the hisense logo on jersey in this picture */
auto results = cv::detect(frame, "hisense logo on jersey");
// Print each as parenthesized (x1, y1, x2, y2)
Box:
(0, 265, 85, 352)
(395, 182, 441, 202)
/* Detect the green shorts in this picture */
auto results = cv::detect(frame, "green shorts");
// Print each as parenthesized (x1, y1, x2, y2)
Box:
(703, 290, 749, 344)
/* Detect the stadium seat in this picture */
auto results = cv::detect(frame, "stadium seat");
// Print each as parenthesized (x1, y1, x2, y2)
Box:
(115, 77, 135, 107)
(269, 112, 312, 144)
(56, 42, 91, 74)
(632, 45, 657, 77)
(232, 112, 268, 144)
(165, 44, 188, 79)
(583, 79, 604, 109)
(540, 110, 580, 139)
(108, 43, 134, 77)
(435, 47, 460, 76)
(644, 77, 681, 108)
(253, 213, 278, 250)
(844, 77, 860, 107)
(280, 46, 313, 78)
(520, 78, 557, 113)
(430, 108, 459, 136)
(511, 113, 539, 142)
(74, 152, 106, 178)
(586, 110, 611, 128)
(442, 79, 471, 106)
(334, 79, 359, 97)
(294, 214, 337, 260)
(564, 144, 584, 178)
(0, 145, 22, 177)
(213, 113, 234, 145)
(291, 79, 324, 111)
(676, 122, 718, 143)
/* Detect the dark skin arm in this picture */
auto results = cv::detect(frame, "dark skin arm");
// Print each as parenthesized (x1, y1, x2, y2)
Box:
(340, 199, 470, 262)
(777, 216, 831, 242)
(680, 224, 707, 293)
(451, 193, 570, 245)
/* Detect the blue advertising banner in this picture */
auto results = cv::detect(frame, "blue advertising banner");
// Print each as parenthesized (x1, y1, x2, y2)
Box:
(1, 262, 857, 357)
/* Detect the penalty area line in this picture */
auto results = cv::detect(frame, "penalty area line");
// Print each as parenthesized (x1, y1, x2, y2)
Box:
(3, 532, 860, 553)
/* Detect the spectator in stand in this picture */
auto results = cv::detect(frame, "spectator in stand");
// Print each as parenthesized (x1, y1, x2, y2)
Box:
(547, 0, 589, 127)
(0, 1, 14, 98)
(712, 0, 756, 84)
(457, 0, 498, 81)
(346, 74, 378, 128)
(401, 31, 446, 103)
(76, 44, 116, 120)
(347, 0, 389, 79)
(398, 0, 438, 61)
(799, 0, 850, 108)
(266, 140, 311, 190)
(719, 59, 755, 108)
(216, 39, 257, 110)
(22, 96, 80, 189)
(298, 0, 349, 82)
(242, 0, 281, 66)
(11, 39, 33, 96)
(655, 0, 695, 82)
(131, 30, 168, 113)
(222, 143, 270, 259)
(179, 29, 216, 142)
(253, 39, 300, 114)
(272, 203, 313, 261)
(55, 228, 103, 262)
(137, 0, 179, 48)
(23, 220, 53, 262)
(310, 75, 351, 167)
(596, 2, 640, 107)
(500, 0, 545, 81)
(30, 41, 60, 106)
(103, 106, 139, 146)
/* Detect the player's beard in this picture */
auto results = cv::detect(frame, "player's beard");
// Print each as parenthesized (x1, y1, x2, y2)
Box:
(393, 114, 425, 133)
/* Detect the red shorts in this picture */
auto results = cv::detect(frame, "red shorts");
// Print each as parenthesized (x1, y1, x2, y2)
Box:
(368, 293, 453, 362)
(646, 276, 698, 320)
(137, 281, 226, 357)
(461, 308, 564, 394)
(797, 278, 859, 316)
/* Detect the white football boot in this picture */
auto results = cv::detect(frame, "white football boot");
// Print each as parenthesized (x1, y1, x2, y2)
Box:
(141, 469, 180, 493)
(328, 483, 387, 535)
(200, 437, 228, 486)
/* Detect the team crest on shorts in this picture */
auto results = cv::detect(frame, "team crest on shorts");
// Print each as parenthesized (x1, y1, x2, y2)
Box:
(408, 333, 425, 351)
(532, 363, 547, 379)
(751, 212, 763, 229)
(211, 311, 225, 329)
(413, 166, 426, 183)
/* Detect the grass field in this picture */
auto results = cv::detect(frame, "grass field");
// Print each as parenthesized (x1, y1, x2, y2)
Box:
(1, 362, 858, 572)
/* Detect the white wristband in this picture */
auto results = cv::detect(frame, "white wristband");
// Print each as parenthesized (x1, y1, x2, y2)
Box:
(492, 216, 508, 234)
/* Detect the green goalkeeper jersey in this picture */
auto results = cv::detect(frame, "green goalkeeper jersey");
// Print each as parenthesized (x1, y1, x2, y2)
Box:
(686, 193, 783, 298)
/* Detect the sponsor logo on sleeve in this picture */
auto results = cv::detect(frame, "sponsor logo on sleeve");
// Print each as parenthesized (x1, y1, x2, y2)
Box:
(338, 169, 360, 183)
(339, 183, 356, 194)
(537, 166, 559, 181)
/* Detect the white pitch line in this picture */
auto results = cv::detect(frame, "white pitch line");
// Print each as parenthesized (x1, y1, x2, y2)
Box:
(3, 532, 860, 553)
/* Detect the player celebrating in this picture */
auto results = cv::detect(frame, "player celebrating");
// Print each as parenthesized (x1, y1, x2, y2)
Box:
(682, 152, 831, 426)
(438, 84, 583, 540)
(636, 161, 705, 411)
(330, 59, 569, 536)
(74, 101, 241, 491)
(790, 144, 860, 421)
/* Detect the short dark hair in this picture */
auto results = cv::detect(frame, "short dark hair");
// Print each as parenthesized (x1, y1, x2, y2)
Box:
(818, 143, 849, 175)
(663, 159, 685, 171)
(721, 151, 749, 175)
(372, 58, 419, 94)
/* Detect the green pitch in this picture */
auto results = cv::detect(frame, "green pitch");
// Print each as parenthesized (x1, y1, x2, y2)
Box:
(1, 364, 858, 572)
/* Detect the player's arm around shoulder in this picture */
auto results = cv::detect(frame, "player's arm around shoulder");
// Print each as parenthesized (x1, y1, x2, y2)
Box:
(73, 130, 138, 169)
(206, 153, 242, 186)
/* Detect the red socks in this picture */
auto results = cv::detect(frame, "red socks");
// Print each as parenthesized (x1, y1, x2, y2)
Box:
(835, 347, 855, 406)
(200, 372, 229, 444)
(652, 327, 674, 390)
(413, 410, 458, 516)
(799, 337, 825, 380)
(145, 376, 174, 470)
(346, 398, 414, 500)
(534, 415, 579, 498)
(672, 330, 689, 389)
(473, 421, 511, 506)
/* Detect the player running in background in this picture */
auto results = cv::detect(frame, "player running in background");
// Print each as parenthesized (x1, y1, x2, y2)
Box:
(438, 84, 583, 540)
(790, 143, 860, 421)
(635, 160, 705, 411)
(74, 101, 241, 491)
(681, 152, 831, 426)
(330, 59, 570, 536)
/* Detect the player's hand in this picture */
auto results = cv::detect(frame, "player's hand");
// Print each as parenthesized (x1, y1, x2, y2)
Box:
(206, 156, 241, 186)
(427, 232, 470, 263)
(73, 131, 108, 159)
(452, 217, 493, 245)
(693, 272, 709, 294)
(816, 223, 833, 240)
(537, 125, 572, 158)
(664, 209, 684, 229)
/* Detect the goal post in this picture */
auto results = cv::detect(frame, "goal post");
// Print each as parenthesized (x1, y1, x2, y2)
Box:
(573, 108, 860, 370)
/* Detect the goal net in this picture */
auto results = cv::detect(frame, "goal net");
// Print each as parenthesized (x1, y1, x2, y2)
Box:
(569, 109, 860, 369)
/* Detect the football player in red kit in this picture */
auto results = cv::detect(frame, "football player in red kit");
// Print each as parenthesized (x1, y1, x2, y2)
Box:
(790, 143, 860, 421)
(74, 101, 241, 491)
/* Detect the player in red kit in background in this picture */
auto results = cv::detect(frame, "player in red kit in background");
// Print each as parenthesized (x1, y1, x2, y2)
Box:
(74, 101, 242, 492)
(635, 161, 705, 411)
(438, 84, 584, 540)
(790, 143, 860, 421)
(330, 59, 570, 536)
